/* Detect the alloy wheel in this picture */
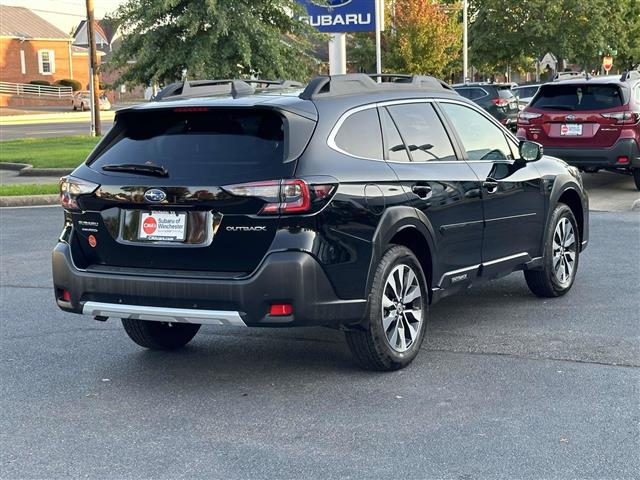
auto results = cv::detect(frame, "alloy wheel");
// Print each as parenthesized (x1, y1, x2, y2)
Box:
(552, 217, 577, 287)
(381, 264, 423, 352)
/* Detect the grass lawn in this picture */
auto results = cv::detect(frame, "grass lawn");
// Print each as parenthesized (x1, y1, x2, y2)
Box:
(0, 136, 100, 168)
(0, 184, 59, 196)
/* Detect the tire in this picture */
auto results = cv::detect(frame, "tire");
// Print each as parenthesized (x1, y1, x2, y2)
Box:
(345, 245, 428, 371)
(72, 103, 77, 111)
(121, 319, 200, 350)
(524, 203, 579, 298)
(633, 168, 640, 191)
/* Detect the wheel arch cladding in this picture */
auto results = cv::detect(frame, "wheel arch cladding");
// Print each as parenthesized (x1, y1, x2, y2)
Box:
(368, 207, 436, 303)
(388, 227, 433, 300)
(557, 188, 584, 244)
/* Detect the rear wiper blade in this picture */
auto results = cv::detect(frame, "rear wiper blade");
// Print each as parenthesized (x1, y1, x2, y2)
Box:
(101, 163, 168, 177)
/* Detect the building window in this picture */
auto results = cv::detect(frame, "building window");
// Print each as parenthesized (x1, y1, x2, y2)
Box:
(20, 50, 26, 74)
(37, 50, 55, 75)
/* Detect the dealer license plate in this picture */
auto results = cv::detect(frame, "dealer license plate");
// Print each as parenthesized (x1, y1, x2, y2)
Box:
(560, 123, 582, 136)
(138, 211, 187, 241)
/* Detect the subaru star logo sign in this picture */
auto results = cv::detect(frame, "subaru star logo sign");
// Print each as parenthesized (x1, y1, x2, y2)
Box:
(144, 189, 166, 203)
(297, 0, 375, 33)
(565, 114, 577, 121)
(310, 0, 352, 7)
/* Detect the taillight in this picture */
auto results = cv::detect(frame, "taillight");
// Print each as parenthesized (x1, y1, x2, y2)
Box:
(492, 98, 509, 107)
(600, 111, 640, 125)
(59, 176, 99, 211)
(518, 111, 542, 124)
(222, 179, 336, 215)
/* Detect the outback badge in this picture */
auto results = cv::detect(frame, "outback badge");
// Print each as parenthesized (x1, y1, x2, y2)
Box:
(144, 189, 166, 203)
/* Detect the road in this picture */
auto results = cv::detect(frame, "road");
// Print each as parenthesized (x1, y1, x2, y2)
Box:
(0, 120, 115, 140)
(0, 206, 638, 479)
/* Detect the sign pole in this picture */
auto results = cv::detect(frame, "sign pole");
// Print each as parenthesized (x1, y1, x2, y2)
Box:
(328, 33, 346, 75)
(463, 0, 468, 82)
(375, 0, 382, 82)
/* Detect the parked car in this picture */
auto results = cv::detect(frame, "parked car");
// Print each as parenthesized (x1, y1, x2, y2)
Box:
(513, 84, 541, 110)
(53, 74, 589, 371)
(72, 91, 111, 111)
(517, 70, 640, 190)
(452, 82, 519, 130)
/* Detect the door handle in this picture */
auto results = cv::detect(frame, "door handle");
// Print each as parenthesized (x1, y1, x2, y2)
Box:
(412, 185, 432, 199)
(482, 179, 499, 194)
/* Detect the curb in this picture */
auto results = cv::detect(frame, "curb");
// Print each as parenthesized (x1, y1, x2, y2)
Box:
(0, 194, 58, 207)
(0, 110, 116, 125)
(0, 162, 72, 177)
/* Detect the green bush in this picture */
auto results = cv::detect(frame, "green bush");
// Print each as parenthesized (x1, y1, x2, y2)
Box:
(99, 82, 114, 91)
(54, 78, 82, 91)
(29, 80, 51, 86)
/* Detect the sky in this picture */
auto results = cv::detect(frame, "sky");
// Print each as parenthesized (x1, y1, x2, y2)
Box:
(0, 0, 126, 34)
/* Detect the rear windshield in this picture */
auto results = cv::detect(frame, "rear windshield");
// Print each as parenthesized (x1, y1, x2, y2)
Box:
(496, 86, 515, 99)
(88, 109, 287, 181)
(530, 84, 624, 111)
(515, 86, 539, 98)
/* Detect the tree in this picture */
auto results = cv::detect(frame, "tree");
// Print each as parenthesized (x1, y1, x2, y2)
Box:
(108, 0, 321, 85)
(469, 0, 638, 77)
(384, 0, 462, 77)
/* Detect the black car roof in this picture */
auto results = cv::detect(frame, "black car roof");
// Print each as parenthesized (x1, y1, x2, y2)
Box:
(117, 74, 467, 121)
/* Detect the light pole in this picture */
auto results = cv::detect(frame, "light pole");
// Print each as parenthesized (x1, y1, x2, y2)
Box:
(463, 0, 468, 83)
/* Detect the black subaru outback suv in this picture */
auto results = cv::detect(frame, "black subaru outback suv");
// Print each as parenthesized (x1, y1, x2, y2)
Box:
(53, 74, 589, 371)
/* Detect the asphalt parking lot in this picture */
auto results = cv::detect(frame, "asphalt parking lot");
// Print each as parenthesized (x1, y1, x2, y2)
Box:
(0, 191, 638, 478)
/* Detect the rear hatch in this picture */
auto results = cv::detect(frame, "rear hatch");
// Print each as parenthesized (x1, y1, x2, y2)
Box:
(67, 105, 316, 275)
(495, 85, 519, 119)
(522, 83, 630, 147)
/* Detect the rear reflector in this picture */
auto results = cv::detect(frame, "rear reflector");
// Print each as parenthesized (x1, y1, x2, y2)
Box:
(62, 290, 71, 302)
(617, 156, 630, 164)
(270, 304, 293, 316)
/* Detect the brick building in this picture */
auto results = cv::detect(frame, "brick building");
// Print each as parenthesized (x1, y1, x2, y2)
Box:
(0, 5, 102, 89)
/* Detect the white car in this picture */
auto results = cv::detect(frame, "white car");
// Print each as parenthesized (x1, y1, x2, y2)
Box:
(72, 91, 111, 111)
(512, 84, 541, 110)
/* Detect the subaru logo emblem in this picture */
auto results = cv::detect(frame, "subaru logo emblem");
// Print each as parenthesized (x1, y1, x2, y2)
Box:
(565, 114, 576, 121)
(310, 0, 352, 7)
(144, 189, 166, 203)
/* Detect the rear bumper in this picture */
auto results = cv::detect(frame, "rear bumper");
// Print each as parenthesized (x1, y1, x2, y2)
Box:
(542, 139, 640, 169)
(52, 242, 367, 327)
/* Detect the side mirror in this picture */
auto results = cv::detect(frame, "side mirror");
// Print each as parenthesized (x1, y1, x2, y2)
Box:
(519, 140, 543, 162)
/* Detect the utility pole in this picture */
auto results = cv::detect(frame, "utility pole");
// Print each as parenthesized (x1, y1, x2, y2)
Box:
(463, 0, 468, 83)
(85, 0, 101, 136)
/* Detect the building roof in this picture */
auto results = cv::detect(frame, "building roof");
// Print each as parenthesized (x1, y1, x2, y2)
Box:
(0, 5, 70, 40)
(73, 19, 113, 47)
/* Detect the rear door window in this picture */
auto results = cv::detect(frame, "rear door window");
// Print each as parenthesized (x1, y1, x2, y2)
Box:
(386, 103, 457, 162)
(531, 84, 624, 111)
(88, 108, 290, 182)
(334, 108, 383, 159)
(497, 87, 515, 99)
(379, 107, 410, 162)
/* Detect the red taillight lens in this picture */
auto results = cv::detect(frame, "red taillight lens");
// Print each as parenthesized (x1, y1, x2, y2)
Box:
(269, 304, 293, 316)
(600, 111, 640, 125)
(62, 289, 71, 302)
(518, 111, 542, 124)
(59, 176, 99, 211)
(222, 179, 336, 215)
(492, 98, 509, 107)
(617, 156, 630, 164)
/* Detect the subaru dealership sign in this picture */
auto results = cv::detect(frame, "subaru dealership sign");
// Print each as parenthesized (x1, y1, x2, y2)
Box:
(297, 0, 376, 32)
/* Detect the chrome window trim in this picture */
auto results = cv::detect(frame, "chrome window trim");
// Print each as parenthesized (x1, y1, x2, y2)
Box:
(327, 96, 520, 164)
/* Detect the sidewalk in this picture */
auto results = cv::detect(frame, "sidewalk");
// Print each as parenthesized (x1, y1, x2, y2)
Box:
(0, 169, 62, 185)
(0, 109, 117, 126)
